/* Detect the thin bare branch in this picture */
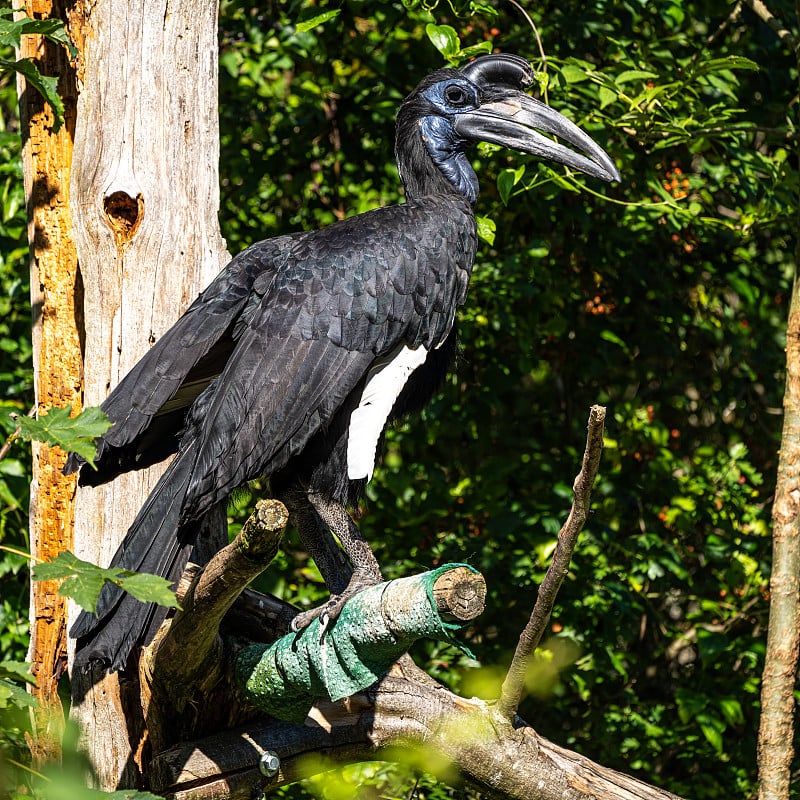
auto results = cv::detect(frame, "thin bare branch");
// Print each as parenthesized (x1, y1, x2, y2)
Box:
(496, 404, 606, 721)
(507, 0, 547, 74)
(0, 405, 35, 462)
(705, 1, 743, 48)
(742, 0, 799, 50)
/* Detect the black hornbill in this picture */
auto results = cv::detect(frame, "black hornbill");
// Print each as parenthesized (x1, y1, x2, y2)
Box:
(68, 54, 619, 671)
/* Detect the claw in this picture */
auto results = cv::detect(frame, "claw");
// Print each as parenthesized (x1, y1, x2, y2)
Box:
(288, 571, 381, 636)
(318, 611, 331, 642)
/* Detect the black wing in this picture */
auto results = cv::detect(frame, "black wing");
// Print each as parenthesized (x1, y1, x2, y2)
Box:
(173, 194, 477, 520)
(67, 235, 296, 482)
(72, 194, 475, 497)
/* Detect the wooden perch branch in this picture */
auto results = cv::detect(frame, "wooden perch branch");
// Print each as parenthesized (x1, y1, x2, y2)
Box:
(236, 565, 485, 722)
(139, 441, 688, 800)
(139, 499, 289, 751)
(497, 404, 606, 720)
(144, 498, 289, 685)
(151, 672, 685, 800)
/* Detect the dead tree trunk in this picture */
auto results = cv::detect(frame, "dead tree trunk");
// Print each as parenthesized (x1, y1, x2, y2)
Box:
(19, 0, 84, 769)
(65, 0, 228, 788)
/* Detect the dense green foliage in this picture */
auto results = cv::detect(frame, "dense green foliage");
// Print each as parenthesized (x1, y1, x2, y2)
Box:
(1, 1, 798, 798)
(216, 3, 793, 797)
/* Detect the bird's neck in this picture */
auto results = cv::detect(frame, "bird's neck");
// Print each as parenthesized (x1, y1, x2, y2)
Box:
(395, 116, 478, 204)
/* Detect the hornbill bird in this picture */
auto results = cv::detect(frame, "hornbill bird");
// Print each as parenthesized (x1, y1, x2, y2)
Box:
(68, 53, 619, 672)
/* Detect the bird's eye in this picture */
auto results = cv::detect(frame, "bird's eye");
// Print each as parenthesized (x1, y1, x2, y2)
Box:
(445, 84, 469, 106)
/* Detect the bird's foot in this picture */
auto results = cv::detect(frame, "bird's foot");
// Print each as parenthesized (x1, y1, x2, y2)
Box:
(290, 571, 380, 637)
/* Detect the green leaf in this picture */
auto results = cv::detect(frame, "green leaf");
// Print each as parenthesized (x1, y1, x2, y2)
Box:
(294, 10, 341, 34)
(0, 12, 76, 56)
(13, 404, 111, 467)
(0, 56, 65, 133)
(497, 165, 525, 206)
(697, 711, 726, 753)
(456, 41, 493, 62)
(615, 69, 659, 85)
(32, 774, 165, 800)
(33, 551, 108, 611)
(718, 697, 744, 727)
(0, 660, 35, 685)
(693, 56, 759, 78)
(475, 215, 496, 246)
(598, 86, 617, 109)
(425, 23, 460, 60)
(0, 677, 38, 710)
(541, 165, 582, 192)
(32, 551, 180, 613)
(600, 329, 629, 353)
(559, 64, 590, 84)
(534, 70, 549, 95)
(116, 571, 181, 610)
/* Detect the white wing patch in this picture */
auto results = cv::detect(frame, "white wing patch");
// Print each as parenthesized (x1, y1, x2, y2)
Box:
(347, 344, 429, 481)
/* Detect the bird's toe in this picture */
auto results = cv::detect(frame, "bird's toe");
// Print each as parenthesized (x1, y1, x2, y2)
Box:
(289, 571, 380, 634)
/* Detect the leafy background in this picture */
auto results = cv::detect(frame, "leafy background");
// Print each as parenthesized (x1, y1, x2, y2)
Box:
(1, 0, 797, 798)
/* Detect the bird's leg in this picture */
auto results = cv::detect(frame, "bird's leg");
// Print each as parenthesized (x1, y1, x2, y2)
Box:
(285, 496, 352, 596)
(289, 490, 383, 633)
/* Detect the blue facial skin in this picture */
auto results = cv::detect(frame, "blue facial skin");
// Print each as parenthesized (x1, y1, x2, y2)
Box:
(421, 79, 481, 116)
(419, 80, 482, 204)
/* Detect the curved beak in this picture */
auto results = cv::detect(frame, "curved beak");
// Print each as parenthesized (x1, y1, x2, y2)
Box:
(453, 92, 620, 183)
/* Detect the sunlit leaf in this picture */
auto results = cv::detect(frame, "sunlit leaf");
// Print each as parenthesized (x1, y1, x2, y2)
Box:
(693, 56, 759, 78)
(558, 64, 590, 84)
(295, 10, 341, 34)
(32, 551, 180, 613)
(0, 660, 34, 685)
(0, 10, 77, 57)
(13, 404, 110, 467)
(425, 23, 459, 60)
(0, 677, 37, 710)
(116, 571, 181, 610)
(475, 215, 495, 245)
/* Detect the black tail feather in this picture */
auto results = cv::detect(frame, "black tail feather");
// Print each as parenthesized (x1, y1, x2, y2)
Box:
(71, 442, 199, 672)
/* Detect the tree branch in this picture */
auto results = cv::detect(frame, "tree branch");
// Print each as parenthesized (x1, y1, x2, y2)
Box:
(742, 0, 799, 50)
(236, 566, 486, 722)
(496, 404, 606, 721)
(144, 498, 289, 685)
(150, 672, 685, 800)
(756, 9, 800, 798)
(140, 499, 289, 752)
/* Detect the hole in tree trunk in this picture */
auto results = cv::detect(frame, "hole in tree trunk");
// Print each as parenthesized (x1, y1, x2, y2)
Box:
(103, 191, 144, 244)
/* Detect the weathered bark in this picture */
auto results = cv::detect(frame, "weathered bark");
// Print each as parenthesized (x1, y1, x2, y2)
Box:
(150, 675, 686, 800)
(141, 499, 289, 756)
(757, 168, 800, 800)
(65, 0, 228, 788)
(145, 500, 289, 690)
(757, 8, 800, 800)
(19, 0, 83, 767)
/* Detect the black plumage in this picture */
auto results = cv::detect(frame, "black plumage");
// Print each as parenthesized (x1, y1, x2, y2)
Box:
(68, 54, 619, 671)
